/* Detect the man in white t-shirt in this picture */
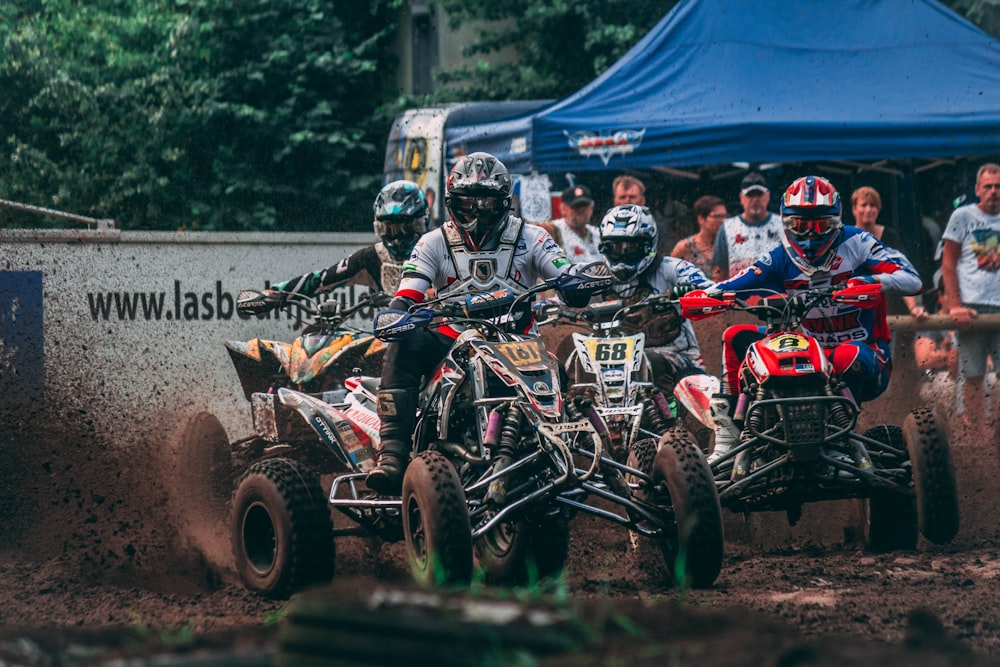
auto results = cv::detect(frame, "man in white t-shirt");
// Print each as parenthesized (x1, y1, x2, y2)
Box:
(941, 162, 1000, 422)
(536, 184, 603, 264)
(711, 172, 783, 281)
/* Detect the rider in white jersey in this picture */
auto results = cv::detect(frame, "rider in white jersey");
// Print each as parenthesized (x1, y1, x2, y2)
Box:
(366, 152, 610, 494)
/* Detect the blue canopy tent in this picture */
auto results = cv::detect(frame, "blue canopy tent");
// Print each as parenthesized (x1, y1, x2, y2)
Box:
(447, 0, 1000, 173)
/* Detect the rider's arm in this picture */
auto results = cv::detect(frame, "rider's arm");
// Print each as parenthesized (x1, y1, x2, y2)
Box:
(859, 240, 923, 296)
(714, 247, 785, 295)
(391, 230, 442, 305)
(663, 257, 716, 291)
(271, 246, 379, 296)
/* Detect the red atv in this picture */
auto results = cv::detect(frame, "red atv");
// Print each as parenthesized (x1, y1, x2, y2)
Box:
(674, 284, 959, 550)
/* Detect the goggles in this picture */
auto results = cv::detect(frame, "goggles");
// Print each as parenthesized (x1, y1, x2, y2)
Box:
(600, 239, 651, 264)
(450, 195, 504, 218)
(375, 217, 417, 240)
(784, 216, 837, 238)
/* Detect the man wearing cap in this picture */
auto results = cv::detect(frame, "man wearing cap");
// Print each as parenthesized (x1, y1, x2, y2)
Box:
(537, 184, 603, 264)
(710, 172, 783, 281)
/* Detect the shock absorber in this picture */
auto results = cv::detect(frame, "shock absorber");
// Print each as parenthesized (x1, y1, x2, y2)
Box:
(641, 388, 670, 433)
(827, 384, 854, 431)
(487, 403, 522, 505)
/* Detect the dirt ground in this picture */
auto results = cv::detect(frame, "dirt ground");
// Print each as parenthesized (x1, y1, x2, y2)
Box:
(1, 365, 999, 665)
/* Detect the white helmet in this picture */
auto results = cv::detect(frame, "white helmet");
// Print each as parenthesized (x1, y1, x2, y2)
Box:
(598, 205, 658, 281)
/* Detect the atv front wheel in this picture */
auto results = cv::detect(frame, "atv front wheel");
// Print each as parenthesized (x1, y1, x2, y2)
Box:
(230, 457, 334, 598)
(402, 451, 473, 587)
(860, 424, 918, 552)
(649, 429, 724, 588)
(903, 407, 960, 544)
(475, 516, 570, 585)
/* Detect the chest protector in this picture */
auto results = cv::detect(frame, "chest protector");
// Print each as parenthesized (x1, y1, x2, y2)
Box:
(373, 242, 405, 295)
(439, 219, 526, 296)
(618, 282, 684, 347)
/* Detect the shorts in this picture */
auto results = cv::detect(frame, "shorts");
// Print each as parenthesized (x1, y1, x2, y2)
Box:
(956, 303, 1000, 378)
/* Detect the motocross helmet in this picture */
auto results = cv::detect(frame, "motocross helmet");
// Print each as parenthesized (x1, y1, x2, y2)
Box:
(598, 204, 658, 281)
(444, 152, 512, 250)
(373, 180, 429, 261)
(779, 175, 844, 273)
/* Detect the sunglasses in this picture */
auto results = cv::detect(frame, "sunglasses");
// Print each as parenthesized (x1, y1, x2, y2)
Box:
(784, 216, 836, 237)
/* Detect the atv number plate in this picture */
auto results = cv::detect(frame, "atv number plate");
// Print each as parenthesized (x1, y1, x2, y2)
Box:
(495, 340, 545, 367)
(767, 334, 810, 351)
(584, 338, 635, 363)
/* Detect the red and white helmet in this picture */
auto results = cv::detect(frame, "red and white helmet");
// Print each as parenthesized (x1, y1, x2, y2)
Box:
(779, 175, 843, 273)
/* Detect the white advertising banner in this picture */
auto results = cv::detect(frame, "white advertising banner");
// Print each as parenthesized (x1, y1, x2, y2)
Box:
(0, 229, 375, 449)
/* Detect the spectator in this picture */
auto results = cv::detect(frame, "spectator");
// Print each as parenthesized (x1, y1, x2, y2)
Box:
(913, 270, 957, 375)
(940, 162, 1000, 424)
(613, 175, 679, 255)
(670, 195, 725, 276)
(536, 184, 602, 264)
(850, 186, 926, 317)
(710, 172, 783, 281)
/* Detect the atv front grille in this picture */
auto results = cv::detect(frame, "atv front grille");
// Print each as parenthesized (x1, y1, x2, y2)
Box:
(781, 401, 825, 446)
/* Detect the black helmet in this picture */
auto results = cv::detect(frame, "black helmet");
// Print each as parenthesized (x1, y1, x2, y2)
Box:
(444, 152, 512, 249)
(373, 180, 429, 261)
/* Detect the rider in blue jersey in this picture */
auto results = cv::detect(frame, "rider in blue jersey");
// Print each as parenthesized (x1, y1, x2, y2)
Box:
(708, 176, 922, 461)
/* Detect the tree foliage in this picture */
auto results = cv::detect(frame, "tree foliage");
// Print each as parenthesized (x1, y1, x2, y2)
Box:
(0, 0, 401, 231)
(432, 0, 674, 101)
(0, 0, 996, 231)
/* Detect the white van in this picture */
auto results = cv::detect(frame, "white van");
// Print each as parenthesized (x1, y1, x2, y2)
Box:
(383, 101, 551, 225)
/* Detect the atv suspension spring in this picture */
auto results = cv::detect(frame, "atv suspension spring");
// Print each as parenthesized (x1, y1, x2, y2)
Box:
(496, 403, 524, 459)
(829, 400, 853, 431)
(487, 403, 523, 505)
(642, 388, 671, 432)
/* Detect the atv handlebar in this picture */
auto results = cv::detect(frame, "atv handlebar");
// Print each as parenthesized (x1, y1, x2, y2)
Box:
(236, 288, 384, 329)
(537, 292, 680, 330)
(679, 282, 883, 331)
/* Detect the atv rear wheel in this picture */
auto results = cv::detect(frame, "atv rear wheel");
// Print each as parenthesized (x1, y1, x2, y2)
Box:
(902, 407, 960, 544)
(475, 515, 570, 585)
(402, 451, 473, 587)
(860, 424, 918, 552)
(230, 457, 334, 598)
(648, 429, 724, 588)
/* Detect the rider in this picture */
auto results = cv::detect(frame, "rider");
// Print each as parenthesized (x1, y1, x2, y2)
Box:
(269, 180, 428, 297)
(366, 152, 611, 494)
(595, 204, 715, 393)
(706, 175, 922, 462)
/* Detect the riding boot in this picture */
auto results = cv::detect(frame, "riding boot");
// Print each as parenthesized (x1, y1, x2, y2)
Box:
(707, 394, 739, 465)
(366, 388, 417, 495)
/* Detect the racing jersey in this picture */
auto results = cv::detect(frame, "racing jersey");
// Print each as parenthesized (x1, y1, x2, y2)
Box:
(716, 226, 922, 348)
(605, 256, 714, 363)
(395, 217, 575, 337)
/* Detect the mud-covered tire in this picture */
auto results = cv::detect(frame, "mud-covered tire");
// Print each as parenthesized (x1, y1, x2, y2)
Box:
(178, 412, 234, 520)
(625, 437, 659, 522)
(649, 429, 724, 588)
(475, 516, 570, 585)
(903, 407, 960, 544)
(229, 457, 334, 599)
(402, 451, 473, 587)
(860, 424, 918, 552)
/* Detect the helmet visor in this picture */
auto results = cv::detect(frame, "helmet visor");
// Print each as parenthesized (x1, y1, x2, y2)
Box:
(376, 217, 416, 241)
(784, 216, 836, 238)
(600, 239, 651, 265)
